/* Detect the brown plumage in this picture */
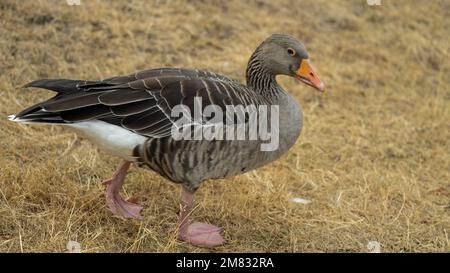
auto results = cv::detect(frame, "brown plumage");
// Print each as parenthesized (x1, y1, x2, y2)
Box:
(10, 34, 325, 247)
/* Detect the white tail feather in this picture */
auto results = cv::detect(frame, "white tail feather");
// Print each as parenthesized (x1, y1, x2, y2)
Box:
(8, 114, 53, 125)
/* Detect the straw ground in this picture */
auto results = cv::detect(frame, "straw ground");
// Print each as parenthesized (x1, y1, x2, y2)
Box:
(0, 0, 449, 252)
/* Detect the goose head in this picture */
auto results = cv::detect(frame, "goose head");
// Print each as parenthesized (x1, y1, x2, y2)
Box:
(256, 34, 325, 91)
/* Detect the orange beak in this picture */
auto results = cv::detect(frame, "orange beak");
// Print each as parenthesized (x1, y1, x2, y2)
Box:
(295, 59, 325, 91)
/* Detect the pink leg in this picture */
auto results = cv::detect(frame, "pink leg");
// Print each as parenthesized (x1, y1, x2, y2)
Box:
(102, 161, 143, 220)
(178, 187, 225, 247)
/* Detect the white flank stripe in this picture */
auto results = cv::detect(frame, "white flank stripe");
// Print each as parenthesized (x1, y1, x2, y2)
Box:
(68, 120, 147, 161)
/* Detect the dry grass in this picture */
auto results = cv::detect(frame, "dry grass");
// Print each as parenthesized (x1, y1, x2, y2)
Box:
(0, 0, 449, 252)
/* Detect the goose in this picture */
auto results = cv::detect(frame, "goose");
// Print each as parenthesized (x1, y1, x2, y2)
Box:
(9, 34, 324, 247)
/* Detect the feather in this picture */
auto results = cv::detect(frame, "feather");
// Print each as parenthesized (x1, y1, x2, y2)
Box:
(41, 92, 102, 111)
(121, 107, 166, 130)
(98, 89, 151, 106)
(23, 79, 85, 93)
(111, 100, 157, 116)
(61, 105, 111, 122)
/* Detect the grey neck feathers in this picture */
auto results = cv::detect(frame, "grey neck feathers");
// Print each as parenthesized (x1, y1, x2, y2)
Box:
(245, 49, 282, 99)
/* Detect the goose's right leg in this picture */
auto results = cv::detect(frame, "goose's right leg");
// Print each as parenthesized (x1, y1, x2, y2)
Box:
(178, 187, 225, 248)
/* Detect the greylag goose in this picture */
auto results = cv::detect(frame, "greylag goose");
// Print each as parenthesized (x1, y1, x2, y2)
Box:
(9, 34, 324, 247)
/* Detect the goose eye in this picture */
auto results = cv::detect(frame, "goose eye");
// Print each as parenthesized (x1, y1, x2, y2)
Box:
(287, 48, 296, 56)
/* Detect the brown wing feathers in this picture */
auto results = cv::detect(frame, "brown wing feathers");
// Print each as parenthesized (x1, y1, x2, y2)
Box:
(16, 68, 253, 138)
(24, 79, 113, 94)
(98, 89, 152, 106)
(60, 105, 112, 122)
(110, 100, 156, 116)
(42, 92, 104, 111)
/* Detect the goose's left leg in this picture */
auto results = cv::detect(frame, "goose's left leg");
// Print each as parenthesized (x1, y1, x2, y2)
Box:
(102, 161, 143, 220)
(178, 187, 225, 247)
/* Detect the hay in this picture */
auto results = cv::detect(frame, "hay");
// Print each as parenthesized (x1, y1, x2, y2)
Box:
(0, 0, 449, 252)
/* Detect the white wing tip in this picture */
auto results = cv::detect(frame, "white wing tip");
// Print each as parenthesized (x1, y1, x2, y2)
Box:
(8, 115, 25, 123)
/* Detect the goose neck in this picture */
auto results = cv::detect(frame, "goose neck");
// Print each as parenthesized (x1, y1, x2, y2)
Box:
(245, 51, 281, 98)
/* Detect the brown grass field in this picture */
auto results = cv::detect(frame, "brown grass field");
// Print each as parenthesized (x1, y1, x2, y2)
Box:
(0, 0, 449, 252)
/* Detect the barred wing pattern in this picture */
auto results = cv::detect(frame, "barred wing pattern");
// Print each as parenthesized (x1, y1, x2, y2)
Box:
(17, 68, 266, 139)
